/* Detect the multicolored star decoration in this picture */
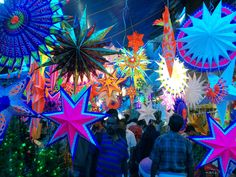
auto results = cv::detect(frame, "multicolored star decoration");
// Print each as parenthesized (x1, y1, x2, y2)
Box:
(126, 86, 136, 104)
(127, 31, 144, 52)
(0, 0, 67, 72)
(42, 87, 107, 159)
(0, 75, 36, 143)
(97, 71, 126, 97)
(177, 1, 236, 71)
(156, 55, 188, 97)
(189, 113, 236, 177)
(115, 47, 150, 88)
(153, 6, 176, 76)
(41, 8, 119, 92)
(205, 58, 236, 127)
(138, 102, 156, 124)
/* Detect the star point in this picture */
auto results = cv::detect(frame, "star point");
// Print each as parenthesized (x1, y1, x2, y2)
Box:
(190, 113, 236, 177)
(44, 87, 107, 159)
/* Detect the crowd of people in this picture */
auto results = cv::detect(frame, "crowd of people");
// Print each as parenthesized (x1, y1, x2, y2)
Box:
(70, 109, 236, 177)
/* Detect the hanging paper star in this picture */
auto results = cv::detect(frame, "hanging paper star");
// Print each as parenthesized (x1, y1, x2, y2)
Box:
(160, 89, 175, 111)
(177, 2, 236, 71)
(43, 87, 107, 159)
(115, 47, 150, 87)
(127, 31, 144, 52)
(206, 78, 228, 104)
(138, 102, 156, 124)
(97, 71, 126, 97)
(153, 6, 176, 76)
(185, 73, 205, 109)
(41, 8, 118, 92)
(174, 97, 188, 131)
(206, 58, 236, 127)
(0, 76, 36, 143)
(0, 0, 67, 72)
(156, 55, 188, 97)
(126, 86, 136, 104)
(189, 113, 236, 177)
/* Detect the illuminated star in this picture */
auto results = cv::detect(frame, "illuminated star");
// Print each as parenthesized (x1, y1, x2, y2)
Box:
(207, 58, 236, 127)
(127, 31, 144, 52)
(138, 102, 156, 124)
(156, 55, 188, 97)
(0, 76, 36, 143)
(189, 113, 236, 177)
(126, 86, 136, 104)
(177, 2, 236, 71)
(97, 71, 126, 97)
(115, 47, 150, 87)
(43, 87, 107, 159)
(185, 73, 205, 109)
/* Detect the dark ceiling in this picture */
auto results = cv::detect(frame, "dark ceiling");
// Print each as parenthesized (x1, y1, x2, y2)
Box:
(63, 0, 236, 46)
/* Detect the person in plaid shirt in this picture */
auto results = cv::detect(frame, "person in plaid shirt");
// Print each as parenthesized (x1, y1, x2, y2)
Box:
(150, 114, 194, 177)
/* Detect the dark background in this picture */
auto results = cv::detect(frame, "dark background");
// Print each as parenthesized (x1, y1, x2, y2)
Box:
(63, 0, 236, 46)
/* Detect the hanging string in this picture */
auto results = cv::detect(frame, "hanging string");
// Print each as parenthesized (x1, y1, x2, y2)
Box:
(104, 8, 163, 41)
(209, 0, 215, 13)
(122, 0, 129, 46)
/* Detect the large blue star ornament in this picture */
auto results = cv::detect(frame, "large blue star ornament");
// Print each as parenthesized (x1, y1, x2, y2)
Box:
(189, 113, 236, 177)
(177, 1, 236, 71)
(0, 76, 36, 143)
(43, 87, 107, 159)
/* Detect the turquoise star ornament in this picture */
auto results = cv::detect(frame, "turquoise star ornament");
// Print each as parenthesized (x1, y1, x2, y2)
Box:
(189, 113, 236, 177)
(177, 1, 236, 71)
(206, 58, 236, 127)
(43, 87, 107, 159)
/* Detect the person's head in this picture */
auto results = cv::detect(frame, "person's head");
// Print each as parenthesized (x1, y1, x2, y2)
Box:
(118, 118, 127, 130)
(124, 113, 130, 122)
(106, 109, 118, 118)
(105, 115, 119, 135)
(168, 113, 184, 132)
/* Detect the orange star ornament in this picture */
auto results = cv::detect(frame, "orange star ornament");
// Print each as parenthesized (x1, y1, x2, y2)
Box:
(97, 71, 127, 97)
(127, 31, 144, 52)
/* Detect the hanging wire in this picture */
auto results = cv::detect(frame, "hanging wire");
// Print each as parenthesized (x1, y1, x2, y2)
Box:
(122, 0, 129, 46)
(104, 8, 163, 41)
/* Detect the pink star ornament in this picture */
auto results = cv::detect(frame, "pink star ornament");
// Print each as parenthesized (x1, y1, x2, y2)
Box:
(189, 113, 236, 177)
(43, 87, 107, 159)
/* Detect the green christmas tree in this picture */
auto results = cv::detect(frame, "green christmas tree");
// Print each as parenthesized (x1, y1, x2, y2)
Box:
(0, 117, 69, 177)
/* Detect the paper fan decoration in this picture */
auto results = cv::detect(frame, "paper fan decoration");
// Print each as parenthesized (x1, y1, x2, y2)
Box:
(156, 55, 188, 97)
(0, 0, 67, 72)
(177, 2, 236, 71)
(43, 87, 107, 159)
(115, 47, 150, 87)
(206, 78, 228, 104)
(185, 73, 205, 109)
(153, 6, 176, 76)
(41, 8, 118, 92)
(189, 113, 236, 177)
